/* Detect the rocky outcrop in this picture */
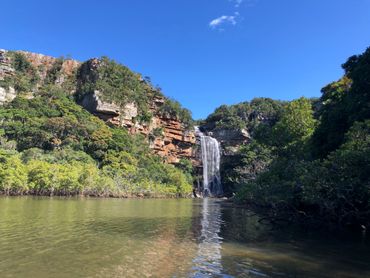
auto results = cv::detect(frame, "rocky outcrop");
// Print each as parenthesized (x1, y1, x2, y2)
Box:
(211, 129, 250, 146)
(0, 50, 15, 106)
(19, 50, 80, 86)
(0, 50, 14, 79)
(81, 91, 121, 116)
(76, 57, 197, 164)
(197, 127, 250, 157)
(80, 90, 196, 164)
(0, 87, 16, 104)
(0, 49, 80, 102)
(150, 118, 195, 164)
(0, 49, 196, 164)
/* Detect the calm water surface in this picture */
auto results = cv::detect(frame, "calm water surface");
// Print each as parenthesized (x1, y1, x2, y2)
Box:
(0, 197, 370, 277)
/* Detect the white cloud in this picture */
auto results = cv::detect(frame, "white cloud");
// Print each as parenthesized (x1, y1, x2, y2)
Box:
(230, 0, 258, 8)
(231, 0, 243, 8)
(209, 0, 258, 30)
(209, 12, 240, 29)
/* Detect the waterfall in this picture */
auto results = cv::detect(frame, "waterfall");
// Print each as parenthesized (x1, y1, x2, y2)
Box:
(196, 127, 222, 196)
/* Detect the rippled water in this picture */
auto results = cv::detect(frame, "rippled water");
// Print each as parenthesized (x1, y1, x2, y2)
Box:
(0, 197, 370, 277)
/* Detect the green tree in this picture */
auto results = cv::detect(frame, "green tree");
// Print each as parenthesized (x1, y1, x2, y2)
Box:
(0, 154, 28, 194)
(313, 47, 370, 158)
(272, 97, 316, 157)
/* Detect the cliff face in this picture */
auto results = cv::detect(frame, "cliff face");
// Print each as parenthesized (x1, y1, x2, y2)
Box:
(0, 49, 196, 164)
(209, 128, 250, 156)
(199, 98, 285, 195)
(0, 50, 16, 103)
(198, 126, 250, 158)
(196, 127, 250, 192)
(81, 90, 196, 164)
(199, 98, 284, 157)
(76, 58, 196, 164)
(0, 49, 80, 102)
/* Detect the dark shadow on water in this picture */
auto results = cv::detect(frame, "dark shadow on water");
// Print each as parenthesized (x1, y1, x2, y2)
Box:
(218, 202, 370, 278)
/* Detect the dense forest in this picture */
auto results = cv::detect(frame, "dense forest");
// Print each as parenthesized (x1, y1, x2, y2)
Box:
(0, 51, 193, 197)
(203, 47, 370, 229)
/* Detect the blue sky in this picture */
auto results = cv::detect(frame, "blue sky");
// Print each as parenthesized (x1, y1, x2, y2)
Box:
(2, 0, 370, 119)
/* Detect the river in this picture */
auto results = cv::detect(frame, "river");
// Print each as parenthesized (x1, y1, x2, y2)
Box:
(0, 197, 369, 277)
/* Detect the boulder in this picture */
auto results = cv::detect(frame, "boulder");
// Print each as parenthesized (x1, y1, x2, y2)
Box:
(81, 90, 120, 115)
(0, 87, 16, 104)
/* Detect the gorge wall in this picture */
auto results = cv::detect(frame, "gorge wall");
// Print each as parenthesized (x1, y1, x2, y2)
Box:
(199, 99, 285, 195)
(0, 49, 196, 164)
(0, 49, 289, 196)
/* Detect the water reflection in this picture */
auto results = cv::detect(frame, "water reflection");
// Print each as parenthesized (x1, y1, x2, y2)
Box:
(191, 198, 223, 277)
(1, 197, 370, 278)
(0, 198, 198, 278)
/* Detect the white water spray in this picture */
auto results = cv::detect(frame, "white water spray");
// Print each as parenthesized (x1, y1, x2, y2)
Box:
(196, 127, 222, 196)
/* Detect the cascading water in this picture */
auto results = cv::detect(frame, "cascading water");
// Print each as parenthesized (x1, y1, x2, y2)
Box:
(196, 127, 223, 196)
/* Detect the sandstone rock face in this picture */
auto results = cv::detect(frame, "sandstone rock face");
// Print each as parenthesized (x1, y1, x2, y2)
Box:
(20, 51, 80, 85)
(0, 49, 197, 164)
(0, 50, 14, 80)
(0, 49, 80, 99)
(150, 118, 196, 164)
(81, 91, 121, 116)
(76, 57, 197, 164)
(198, 127, 250, 158)
(81, 90, 196, 164)
(211, 129, 250, 146)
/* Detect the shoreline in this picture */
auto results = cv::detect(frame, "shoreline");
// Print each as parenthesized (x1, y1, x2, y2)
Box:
(0, 191, 192, 199)
(0, 192, 232, 200)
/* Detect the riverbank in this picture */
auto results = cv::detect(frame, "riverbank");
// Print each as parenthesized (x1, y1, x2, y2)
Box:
(0, 190, 191, 199)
